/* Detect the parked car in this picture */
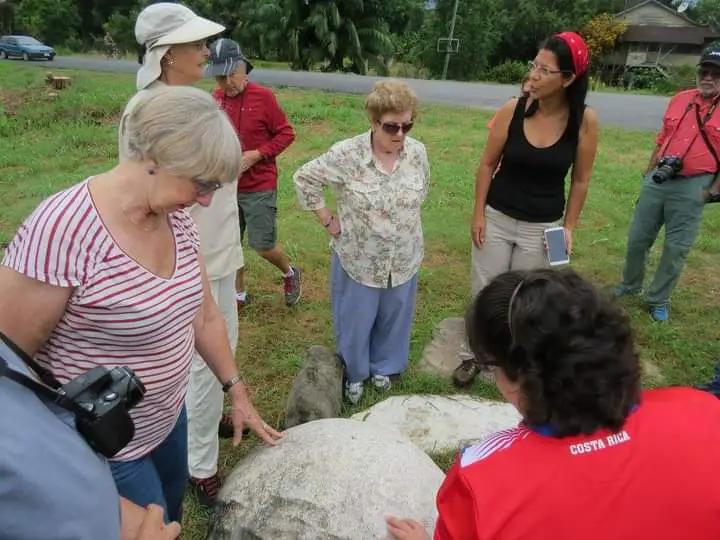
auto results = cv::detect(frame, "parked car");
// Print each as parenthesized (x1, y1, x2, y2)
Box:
(0, 35, 55, 61)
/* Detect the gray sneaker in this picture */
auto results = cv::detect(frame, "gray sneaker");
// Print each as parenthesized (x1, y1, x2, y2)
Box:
(371, 374, 391, 392)
(345, 381, 364, 405)
(284, 267, 302, 306)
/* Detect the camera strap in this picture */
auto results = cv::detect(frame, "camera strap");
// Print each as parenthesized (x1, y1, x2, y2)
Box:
(694, 100, 720, 174)
(0, 332, 90, 417)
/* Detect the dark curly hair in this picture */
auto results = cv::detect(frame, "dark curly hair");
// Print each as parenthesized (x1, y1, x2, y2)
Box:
(466, 268, 641, 437)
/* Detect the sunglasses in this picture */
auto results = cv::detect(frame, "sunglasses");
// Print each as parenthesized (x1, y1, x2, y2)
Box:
(699, 67, 720, 79)
(379, 121, 414, 135)
(193, 179, 222, 196)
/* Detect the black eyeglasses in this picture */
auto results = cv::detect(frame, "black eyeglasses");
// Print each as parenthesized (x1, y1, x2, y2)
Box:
(379, 121, 414, 135)
(193, 179, 222, 196)
(699, 67, 720, 79)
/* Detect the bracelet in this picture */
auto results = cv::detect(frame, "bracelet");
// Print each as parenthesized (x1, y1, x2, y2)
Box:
(222, 374, 243, 393)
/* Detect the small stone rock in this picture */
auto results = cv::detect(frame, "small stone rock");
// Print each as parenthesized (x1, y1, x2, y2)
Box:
(351, 394, 521, 454)
(210, 418, 444, 540)
(284, 345, 344, 429)
(417, 317, 492, 381)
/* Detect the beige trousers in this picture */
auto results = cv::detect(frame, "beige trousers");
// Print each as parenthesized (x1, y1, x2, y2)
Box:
(459, 205, 557, 361)
(186, 272, 239, 479)
(471, 205, 557, 295)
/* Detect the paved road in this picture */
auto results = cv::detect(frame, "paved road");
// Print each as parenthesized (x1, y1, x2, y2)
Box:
(13, 55, 669, 131)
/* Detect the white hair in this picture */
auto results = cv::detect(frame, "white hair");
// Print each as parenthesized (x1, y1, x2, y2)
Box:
(124, 85, 242, 184)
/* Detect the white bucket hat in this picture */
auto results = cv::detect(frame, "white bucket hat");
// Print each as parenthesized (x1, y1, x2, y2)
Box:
(135, 2, 225, 90)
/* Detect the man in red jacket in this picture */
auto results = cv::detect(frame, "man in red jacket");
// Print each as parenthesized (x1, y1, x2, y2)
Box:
(207, 38, 301, 307)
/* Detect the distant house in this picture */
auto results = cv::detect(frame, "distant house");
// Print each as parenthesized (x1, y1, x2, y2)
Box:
(604, 0, 719, 70)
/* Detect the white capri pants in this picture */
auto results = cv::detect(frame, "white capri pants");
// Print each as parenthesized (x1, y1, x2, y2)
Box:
(186, 272, 239, 479)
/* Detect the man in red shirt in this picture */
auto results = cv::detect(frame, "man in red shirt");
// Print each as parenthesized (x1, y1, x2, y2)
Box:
(612, 47, 720, 322)
(207, 39, 300, 307)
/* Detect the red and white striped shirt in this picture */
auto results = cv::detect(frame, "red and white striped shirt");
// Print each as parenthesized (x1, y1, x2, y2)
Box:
(2, 179, 204, 461)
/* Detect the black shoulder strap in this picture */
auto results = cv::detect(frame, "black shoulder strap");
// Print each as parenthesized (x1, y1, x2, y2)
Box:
(696, 103, 720, 174)
(0, 332, 88, 416)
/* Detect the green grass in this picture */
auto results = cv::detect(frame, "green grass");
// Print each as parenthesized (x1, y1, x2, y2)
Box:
(1, 62, 719, 538)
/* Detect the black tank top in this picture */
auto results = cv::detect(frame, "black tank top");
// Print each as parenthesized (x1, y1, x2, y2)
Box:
(486, 97, 579, 223)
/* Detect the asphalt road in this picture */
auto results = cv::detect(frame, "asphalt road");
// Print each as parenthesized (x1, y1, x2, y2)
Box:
(13, 55, 669, 131)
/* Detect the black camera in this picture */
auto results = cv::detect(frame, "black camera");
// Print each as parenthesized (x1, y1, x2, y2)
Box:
(61, 365, 146, 458)
(652, 156, 683, 184)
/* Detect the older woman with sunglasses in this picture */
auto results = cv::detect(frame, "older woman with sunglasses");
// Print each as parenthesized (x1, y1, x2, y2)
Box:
(118, 3, 282, 509)
(294, 80, 430, 405)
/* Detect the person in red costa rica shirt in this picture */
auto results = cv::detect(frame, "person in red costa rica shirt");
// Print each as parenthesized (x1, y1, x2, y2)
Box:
(206, 38, 300, 307)
(385, 267, 720, 540)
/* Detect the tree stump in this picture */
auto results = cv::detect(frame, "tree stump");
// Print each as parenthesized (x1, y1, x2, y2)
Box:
(50, 76, 71, 90)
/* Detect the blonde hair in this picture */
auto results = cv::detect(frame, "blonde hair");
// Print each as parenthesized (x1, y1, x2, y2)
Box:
(365, 79, 419, 122)
(125, 85, 242, 184)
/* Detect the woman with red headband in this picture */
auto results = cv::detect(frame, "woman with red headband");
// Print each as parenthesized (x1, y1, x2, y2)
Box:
(454, 31, 599, 388)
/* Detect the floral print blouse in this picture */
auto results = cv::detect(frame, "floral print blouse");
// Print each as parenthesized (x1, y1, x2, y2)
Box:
(294, 130, 430, 289)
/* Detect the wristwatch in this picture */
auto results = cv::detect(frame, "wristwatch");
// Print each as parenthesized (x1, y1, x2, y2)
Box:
(222, 374, 243, 393)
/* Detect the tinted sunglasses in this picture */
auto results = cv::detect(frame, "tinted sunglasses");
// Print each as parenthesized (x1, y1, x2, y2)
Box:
(193, 179, 222, 196)
(699, 67, 720, 79)
(379, 121, 414, 135)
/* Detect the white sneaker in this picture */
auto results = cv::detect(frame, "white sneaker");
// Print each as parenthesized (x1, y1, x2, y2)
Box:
(371, 375, 391, 392)
(345, 381, 364, 404)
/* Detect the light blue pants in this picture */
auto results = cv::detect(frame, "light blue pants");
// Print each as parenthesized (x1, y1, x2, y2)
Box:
(330, 252, 418, 384)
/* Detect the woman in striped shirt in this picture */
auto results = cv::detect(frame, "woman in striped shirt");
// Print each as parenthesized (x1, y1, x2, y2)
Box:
(0, 85, 282, 524)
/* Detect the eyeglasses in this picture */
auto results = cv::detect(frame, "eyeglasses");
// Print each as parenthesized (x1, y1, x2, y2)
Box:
(699, 67, 720, 79)
(527, 61, 565, 77)
(379, 121, 414, 135)
(193, 179, 222, 196)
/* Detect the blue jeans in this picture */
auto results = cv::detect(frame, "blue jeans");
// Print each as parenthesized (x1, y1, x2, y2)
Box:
(109, 407, 188, 524)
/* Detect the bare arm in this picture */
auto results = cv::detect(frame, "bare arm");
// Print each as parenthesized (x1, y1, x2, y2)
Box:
(121, 500, 181, 540)
(120, 498, 146, 540)
(564, 108, 599, 232)
(475, 99, 516, 213)
(471, 99, 516, 247)
(293, 143, 346, 227)
(0, 267, 72, 357)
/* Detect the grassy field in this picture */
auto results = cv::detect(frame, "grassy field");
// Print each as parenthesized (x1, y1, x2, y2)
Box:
(1, 62, 719, 537)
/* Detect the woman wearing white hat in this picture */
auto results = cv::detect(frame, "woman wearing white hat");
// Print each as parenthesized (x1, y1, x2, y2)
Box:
(114, 2, 282, 520)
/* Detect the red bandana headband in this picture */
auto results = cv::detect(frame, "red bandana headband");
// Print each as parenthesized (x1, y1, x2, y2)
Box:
(554, 31, 589, 77)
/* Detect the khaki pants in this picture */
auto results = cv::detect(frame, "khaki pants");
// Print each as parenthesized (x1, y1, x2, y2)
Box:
(459, 205, 557, 361)
(186, 272, 239, 479)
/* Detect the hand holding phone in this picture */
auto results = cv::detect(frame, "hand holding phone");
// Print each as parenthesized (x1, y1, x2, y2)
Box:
(544, 227, 570, 266)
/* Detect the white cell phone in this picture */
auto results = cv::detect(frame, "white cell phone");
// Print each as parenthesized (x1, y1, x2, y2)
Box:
(544, 227, 570, 266)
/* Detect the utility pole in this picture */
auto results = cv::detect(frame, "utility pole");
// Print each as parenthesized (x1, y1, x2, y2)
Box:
(441, 0, 460, 80)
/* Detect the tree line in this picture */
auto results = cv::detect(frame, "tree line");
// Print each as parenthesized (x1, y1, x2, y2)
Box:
(1, 0, 718, 82)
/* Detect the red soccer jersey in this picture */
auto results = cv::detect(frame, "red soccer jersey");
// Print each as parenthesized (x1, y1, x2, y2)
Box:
(434, 387, 720, 540)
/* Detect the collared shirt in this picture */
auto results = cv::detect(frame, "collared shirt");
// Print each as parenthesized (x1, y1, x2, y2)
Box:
(655, 89, 720, 177)
(118, 81, 244, 281)
(294, 131, 430, 289)
(215, 83, 296, 193)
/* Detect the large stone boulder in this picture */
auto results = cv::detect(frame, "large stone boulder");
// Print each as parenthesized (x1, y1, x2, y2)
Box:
(351, 395, 521, 454)
(209, 418, 444, 540)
